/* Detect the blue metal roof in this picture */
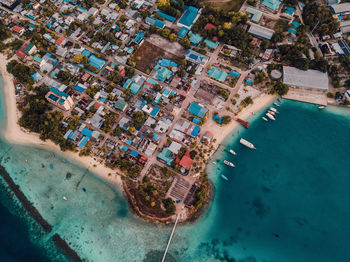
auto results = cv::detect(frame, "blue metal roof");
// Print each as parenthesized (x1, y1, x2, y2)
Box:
(178, 6, 199, 27)
(130, 150, 139, 157)
(50, 86, 68, 98)
(188, 102, 208, 119)
(81, 127, 93, 138)
(178, 27, 188, 38)
(78, 136, 89, 148)
(157, 11, 176, 22)
(191, 125, 200, 137)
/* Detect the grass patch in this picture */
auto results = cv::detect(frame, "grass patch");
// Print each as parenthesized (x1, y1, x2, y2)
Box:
(204, 0, 244, 12)
(134, 41, 180, 73)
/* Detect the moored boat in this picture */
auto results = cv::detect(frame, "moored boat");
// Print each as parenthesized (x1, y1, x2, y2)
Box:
(224, 160, 235, 167)
(318, 106, 326, 110)
(266, 113, 275, 120)
(240, 138, 256, 149)
(268, 110, 276, 116)
(262, 117, 268, 121)
(274, 102, 280, 107)
(270, 107, 278, 113)
(229, 149, 236, 155)
(221, 174, 228, 181)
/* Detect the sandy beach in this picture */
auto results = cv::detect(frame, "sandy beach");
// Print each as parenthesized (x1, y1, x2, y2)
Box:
(203, 93, 276, 149)
(0, 54, 123, 190)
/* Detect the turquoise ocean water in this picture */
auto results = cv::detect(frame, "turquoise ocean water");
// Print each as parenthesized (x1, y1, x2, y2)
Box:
(0, 72, 350, 261)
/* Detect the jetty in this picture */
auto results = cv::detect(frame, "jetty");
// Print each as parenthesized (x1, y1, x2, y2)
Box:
(161, 212, 180, 262)
(235, 118, 250, 128)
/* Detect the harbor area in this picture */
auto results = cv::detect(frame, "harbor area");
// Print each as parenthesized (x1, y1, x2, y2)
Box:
(283, 89, 328, 106)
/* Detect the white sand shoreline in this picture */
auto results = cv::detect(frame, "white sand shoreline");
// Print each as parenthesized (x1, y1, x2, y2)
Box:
(0, 54, 123, 191)
(206, 93, 276, 150)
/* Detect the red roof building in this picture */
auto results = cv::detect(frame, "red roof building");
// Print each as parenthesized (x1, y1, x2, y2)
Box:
(212, 36, 218, 42)
(179, 152, 193, 170)
(16, 50, 27, 59)
(12, 25, 24, 35)
(204, 23, 217, 30)
(55, 37, 66, 46)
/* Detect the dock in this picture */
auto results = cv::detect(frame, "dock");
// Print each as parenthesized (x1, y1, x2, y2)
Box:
(161, 212, 180, 262)
(235, 118, 250, 128)
(283, 89, 327, 106)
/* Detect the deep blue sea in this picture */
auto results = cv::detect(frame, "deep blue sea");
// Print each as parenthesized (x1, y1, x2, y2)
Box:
(1, 70, 350, 262)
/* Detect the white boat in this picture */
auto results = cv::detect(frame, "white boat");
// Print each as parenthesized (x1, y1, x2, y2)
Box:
(221, 174, 228, 181)
(274, 102, 280, 107)
(224, 160, 235, 167)
(63, 196, 68, 201)
(212, 161, 216, 165)
(268, 110, 276, 116)
(266, 113, 275, 120)
(270, 107, 278, 113)
(240, 138, 256, 149)
(318, 106, 326, 110)
(229, 149, 236, 155)
(262, 117, 268, 121)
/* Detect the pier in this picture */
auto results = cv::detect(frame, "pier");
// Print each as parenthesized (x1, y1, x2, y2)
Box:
(161, 212, 180, 262)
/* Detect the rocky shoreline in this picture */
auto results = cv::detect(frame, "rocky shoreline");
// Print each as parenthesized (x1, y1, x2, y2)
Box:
(123, 177, 215, 225)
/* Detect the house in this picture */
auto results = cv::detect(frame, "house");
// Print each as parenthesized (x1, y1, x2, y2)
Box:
(55, 37, 67, 46)
(45, 86, 74, 111)
(16, 50, 27, 59)
(12, 25, 24, 36)
(189, 32, 203, 45)
(23, 42, 37, 55)
(157, 147, 174, 166)
(178, 27, 189, 38)
(207, 67, 227, 82)
(185, 49, 209, 65)
(262, 49, 273, 61)
(130, 32, 145, 45)
(204, 39, 219, 50)
(157, 10, 176, 22)
(0, 0, 18, 9)
(204, 23, 216, 30)
(331, 3, 350, 15)
(145, 17, 166, 29)
(32, 2, 40, 9)
(115, 98, 128, 111)
(283, 66, 329, 92)
(248, 24, 274, 40)
(188, 102, 208, 119)
(261, 0, 282, 11)
(179, 151, 193, 170)
(245, 7, 262, 23)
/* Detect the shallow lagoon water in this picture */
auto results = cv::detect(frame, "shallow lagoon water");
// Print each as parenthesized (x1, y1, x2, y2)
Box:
(1, 72, 350, 261)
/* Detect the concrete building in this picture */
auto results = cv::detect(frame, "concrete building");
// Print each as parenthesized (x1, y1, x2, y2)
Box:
(248, 24, 274, 40)
(331, 3, 350, 15)
(283, 66, 329, 92)
(46, 86, 74, 111)
(0, 0, 18, 9)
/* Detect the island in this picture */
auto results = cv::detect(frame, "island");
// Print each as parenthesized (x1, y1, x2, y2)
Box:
(0, 0, 348, 224)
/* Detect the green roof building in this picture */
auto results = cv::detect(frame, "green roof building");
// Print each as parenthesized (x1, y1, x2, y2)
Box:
(157, 148, 174, 166)
(208, 67, 228, 82)
(156, 67, 173, 82)
(115, 98, 128, 112)
(262, 0, 282, 11)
